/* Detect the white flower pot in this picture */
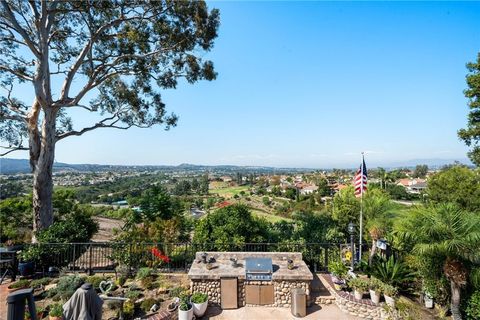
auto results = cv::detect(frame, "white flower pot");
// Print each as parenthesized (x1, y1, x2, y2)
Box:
(178, 306, 194, 320)
(424, 294, 433, 309)
(369, 289, 381, 304)
(354, 290, 363, 300)
(384, 295, 395, 307)
(192, 300, 208, 317)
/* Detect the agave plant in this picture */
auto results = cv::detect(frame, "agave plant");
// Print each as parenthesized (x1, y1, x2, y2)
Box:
(371, 255, 416, 288)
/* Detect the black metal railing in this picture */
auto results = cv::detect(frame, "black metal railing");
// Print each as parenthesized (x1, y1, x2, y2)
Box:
(21, 242, 346, 274)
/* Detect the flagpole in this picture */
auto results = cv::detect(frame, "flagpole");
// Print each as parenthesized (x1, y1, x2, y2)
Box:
(359, 152, 364, 263)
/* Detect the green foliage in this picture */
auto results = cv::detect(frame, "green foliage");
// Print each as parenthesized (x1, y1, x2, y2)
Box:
(426, 166, 480, 212)
(465, 290, 480, 320)
(48, 275, 84, 301)
(30, 277, 51, 289)
(169, 286, 186, 298)
(193, 204, 271, 249)
(140, 276, 155, 290)
(328, 260, 348, 279)
(191, 292, 208, 304)
(123, 300, 135, 319)
(140, 298, 158, 312)
(125, 289, 142, 300)
(348, 278, 369, 291)
(136, 267, 153, 280)
(0, 195, 32, 242)
(49, 303, 63, 317)
(371, 255, 416, 288)
(84, 276, 114, 291)
(139, 186, 179, 221)
(413, 164, 428, 178)
(382, 283, 398, 297)
(368, 277, 384, 292)
(332, 186, 360, 228)
(458, 52, 480, 166)
(8, 279, 31, 289)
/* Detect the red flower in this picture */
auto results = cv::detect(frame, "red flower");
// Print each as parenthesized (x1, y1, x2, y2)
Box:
(151, 247, 171, 263)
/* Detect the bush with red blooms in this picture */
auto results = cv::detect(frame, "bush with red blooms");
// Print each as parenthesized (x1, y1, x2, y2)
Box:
(151, 247, 171, 263)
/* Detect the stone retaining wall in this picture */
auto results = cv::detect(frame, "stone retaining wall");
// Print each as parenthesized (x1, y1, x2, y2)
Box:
(190, 279, 310, 308)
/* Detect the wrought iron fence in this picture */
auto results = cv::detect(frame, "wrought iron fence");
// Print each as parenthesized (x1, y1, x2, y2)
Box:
(22, 242, 348, 274)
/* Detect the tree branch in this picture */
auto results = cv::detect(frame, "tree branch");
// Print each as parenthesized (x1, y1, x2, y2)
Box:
(0, 65, 34, 81)
(0, 145, 28, 156)
(1, 0, 40, 58)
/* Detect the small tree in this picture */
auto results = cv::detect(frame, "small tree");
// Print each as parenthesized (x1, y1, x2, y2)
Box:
(458, 52, 480, 166)
(0, 1, 219, 239)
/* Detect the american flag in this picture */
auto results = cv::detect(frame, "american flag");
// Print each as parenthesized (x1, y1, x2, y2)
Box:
(354, 156, 368, 197)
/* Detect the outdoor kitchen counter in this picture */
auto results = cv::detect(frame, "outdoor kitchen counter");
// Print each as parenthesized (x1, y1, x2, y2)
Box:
(187, 252, 313, 280)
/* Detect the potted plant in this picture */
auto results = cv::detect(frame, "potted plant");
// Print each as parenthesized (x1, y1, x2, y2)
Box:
(368, 278, 383, 305)
(49, 303, 63, 320)
(190, 292, 208, 317)
(178, 294, 193, 320)
(328, 260, 348, 290)
(18, 247, 38, 277)
(382, 283, 398, 307)
(348, 277, 368, 300)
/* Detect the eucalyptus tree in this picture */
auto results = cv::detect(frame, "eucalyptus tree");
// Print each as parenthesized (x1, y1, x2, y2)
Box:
(0, 0, 219, 239)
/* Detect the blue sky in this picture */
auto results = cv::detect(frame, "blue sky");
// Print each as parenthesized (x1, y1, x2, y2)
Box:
(7, 1, 480, 168)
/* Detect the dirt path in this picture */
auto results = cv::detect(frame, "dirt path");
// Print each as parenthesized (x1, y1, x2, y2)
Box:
(92, 216, 124, 242)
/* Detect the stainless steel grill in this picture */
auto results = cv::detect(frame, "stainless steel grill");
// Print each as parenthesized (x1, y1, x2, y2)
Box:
(245, 257, 273, 281)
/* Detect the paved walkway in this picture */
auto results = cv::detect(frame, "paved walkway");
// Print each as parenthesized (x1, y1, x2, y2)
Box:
(203, 305, 359, 320)
(0, 281, 11, 319)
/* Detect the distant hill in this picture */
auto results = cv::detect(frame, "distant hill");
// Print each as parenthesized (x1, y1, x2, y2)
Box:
(0, 157, 473, 175)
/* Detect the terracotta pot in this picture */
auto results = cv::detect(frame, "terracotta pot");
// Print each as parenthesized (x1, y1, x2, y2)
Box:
(49, 317, 62, 320)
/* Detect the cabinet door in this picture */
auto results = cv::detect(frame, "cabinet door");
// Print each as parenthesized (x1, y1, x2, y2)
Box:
(260, 285, 274, 305)
(221, 278, 238, 309)
(245, 285, 260, 304)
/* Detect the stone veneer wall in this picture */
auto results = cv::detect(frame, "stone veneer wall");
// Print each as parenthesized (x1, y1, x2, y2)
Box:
(190, 279, 310, 308)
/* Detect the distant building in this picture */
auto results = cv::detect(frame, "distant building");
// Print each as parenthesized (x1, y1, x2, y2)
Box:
(396, 178, 427, 194)
(300, 185, 318, 195)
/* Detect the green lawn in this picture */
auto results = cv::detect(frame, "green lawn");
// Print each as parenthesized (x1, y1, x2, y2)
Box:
(209, 185, 250, 197)
(250, 208, 292, 223)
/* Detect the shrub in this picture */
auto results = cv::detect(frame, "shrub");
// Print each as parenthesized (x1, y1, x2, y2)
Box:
(85, 276, 105, 290)
(117, 276, 127, 287)
(382, 283, 398, 297)
(136, 267, 153, 280)
(8, 279, 31, 289)
(348, 278, 368, 292)
(49, 303, 63, 317)
(465, 290, 480, 320)
(49, 275, 84, 300)
(328, 260, 348, 279)
(169, 286, 186, 298)
(191, 292, 208, 304)
(140, 298, 158, 312)
(31, 277, 51, 289)
(372, 255, 415, 287)
(368, 278, 384, 293)
(125, 289, 142, 300)
(123, 300, 135, 319)
(141, 276, 156, 290)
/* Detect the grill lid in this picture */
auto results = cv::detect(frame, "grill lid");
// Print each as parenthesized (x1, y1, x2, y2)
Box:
(245, 257, 273, 273)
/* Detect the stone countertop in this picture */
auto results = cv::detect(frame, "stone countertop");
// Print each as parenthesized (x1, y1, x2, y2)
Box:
(187, 252, 313, 281)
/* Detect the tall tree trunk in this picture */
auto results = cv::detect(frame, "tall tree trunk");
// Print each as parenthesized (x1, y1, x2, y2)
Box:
(31, 107, 57, 242)
(450, 280, 462, 320)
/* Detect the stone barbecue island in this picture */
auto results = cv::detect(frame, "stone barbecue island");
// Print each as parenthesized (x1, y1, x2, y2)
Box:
(188, 252, 313, 309)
